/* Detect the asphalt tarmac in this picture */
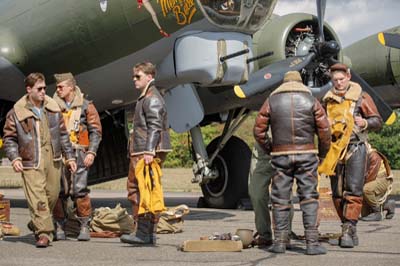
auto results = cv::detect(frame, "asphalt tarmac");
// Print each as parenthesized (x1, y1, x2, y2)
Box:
(1, 189, 399, 266)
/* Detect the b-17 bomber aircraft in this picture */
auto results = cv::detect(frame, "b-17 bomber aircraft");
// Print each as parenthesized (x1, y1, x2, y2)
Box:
(0, 0, 399, 209)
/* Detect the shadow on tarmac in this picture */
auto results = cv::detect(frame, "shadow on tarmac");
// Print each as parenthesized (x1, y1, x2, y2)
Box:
(2, 233, 36, 246)
(9, 196, 235, 222)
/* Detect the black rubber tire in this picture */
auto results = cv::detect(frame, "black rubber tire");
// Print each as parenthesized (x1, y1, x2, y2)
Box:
(201, 136, 251, 209)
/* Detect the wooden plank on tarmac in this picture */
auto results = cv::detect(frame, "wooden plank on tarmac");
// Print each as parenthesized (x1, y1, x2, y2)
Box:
(181, 240, 242, 252)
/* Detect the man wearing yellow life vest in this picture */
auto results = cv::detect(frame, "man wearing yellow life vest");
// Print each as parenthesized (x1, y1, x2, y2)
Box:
(52, 73, 102, 241)
(321, 63, 382, 248)
(120, 62, 171, 246)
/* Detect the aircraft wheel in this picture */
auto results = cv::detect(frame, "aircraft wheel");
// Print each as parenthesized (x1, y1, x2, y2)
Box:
(201, 136, 251, 209)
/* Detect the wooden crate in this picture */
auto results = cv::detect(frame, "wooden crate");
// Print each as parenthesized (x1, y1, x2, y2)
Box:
(0, 199, 10, 222)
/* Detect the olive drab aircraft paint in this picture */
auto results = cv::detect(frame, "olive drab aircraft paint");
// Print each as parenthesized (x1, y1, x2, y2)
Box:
(0, 0, 399, 209)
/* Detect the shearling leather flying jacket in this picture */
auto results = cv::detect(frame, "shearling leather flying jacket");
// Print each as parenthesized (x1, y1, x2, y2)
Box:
(3, 95, 75, 169)
(130, 80, 172, 156)
(53, 86, 102, 155)
(322, 81, 383, 143)
(365, 149, 392, 183)
(254, 81, 331, 158)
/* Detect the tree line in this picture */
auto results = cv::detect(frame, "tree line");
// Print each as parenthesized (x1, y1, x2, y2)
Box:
(164, 110, 400, 169)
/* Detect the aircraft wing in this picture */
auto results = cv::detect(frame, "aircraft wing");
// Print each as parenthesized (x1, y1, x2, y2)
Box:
(1, 0, 399, 209)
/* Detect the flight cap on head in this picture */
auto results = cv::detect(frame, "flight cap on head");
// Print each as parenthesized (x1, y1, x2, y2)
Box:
(330, 63, 349, 73)
(54, 72, 75, 85)
(283, 70, 302, 83)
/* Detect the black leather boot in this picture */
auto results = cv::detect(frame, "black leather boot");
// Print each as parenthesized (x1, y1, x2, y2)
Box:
(269, 230, 288, 253)
(384, 200, 395, 219)
(361, 212, 382, 221)
(120, 217, 153, 245)
(305, 229, 327, 255)
(361, 207, 382, 221)
(54, 219, 67, 241)
(77, 217, 91, 241)
(340, 222, 358, 248)
(149, 222, 157, 245)
(53, 198, 67, 241)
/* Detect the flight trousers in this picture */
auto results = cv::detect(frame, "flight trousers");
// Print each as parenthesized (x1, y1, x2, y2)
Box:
(22, 145, 61, 240)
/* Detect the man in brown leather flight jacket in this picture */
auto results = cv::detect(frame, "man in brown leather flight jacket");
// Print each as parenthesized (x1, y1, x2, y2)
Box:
(120, 62, 172, 246)
(254, 71, 331, 255)
(322, 63, 382, 248)
(361, 146, 395, 221)
(3, 72, 77, 248)
(52, 73, 102, 241)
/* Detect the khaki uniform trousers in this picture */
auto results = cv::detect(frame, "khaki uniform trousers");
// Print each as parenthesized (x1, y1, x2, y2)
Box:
(362, 177, 392, 216)
(248, 143, 273, 241)
(248, 143, 295, 241)
(21, 145, 61, 240)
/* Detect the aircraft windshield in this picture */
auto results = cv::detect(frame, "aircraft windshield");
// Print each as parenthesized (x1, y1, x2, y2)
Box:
(197, 0, 277, 33)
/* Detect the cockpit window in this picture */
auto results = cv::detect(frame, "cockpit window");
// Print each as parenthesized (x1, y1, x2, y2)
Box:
(197, 0, 277, 34)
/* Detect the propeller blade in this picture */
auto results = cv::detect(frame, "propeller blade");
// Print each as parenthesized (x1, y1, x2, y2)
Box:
(234, 53, 315, 98)
(310, 81, 333, 99)
(378, 32, 400, 49)
(316, 0, 326, 42)
(350, 69, 396, 125)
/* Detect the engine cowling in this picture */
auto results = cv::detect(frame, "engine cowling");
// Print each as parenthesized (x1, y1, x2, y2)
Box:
(342, 26, 400, 108)
(252, 13, 341, 70)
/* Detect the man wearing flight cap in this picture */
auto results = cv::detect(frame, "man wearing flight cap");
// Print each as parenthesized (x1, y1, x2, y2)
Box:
(52, 73, 102, 241)
(254, 70, 331, 255)
(321, 63, 382, 248)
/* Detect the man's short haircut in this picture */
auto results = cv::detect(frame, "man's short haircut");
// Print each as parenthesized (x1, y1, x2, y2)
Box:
(330, 63, 349, 74)
(24, 73, 45, 87)
(54, 73, 76, 88)
(134, 62, 156, 77)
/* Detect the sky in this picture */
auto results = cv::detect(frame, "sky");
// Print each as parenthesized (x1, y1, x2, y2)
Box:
(273, 0, 400, 47)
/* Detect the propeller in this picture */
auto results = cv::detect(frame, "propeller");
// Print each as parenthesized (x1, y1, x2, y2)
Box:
(316, 0, 326, 42)
(234, 53, 315, 98)
(234, 0, 333, 99)
(350, 69, 396, 125)
(378, 32, 400, 49)
(234, 0, 396, 125)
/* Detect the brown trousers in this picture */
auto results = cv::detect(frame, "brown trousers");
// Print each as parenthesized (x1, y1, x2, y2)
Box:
(53, 149, 92, 219)
(127, 152, 167, 223)
(331, 143, 367, 222)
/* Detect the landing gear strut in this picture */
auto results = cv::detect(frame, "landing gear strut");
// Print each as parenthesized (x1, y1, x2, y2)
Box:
(190, 108, 251, 209)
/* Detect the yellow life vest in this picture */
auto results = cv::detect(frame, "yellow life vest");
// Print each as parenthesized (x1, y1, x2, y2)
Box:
(318, 99, 355, 176)
(62, 107, 89, 147)
(62, 110, 78, 144)
(135, 159, 166, 215)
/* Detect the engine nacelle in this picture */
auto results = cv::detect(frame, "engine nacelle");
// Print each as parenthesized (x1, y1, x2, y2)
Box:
(156, 31, 254, 89)
(252, 13, 341, 70)
(342, 26, 400, 108)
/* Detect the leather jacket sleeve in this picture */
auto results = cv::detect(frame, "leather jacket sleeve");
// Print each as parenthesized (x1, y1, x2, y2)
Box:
(254, 98, 272, 154)
(86, 102, 102, 155)
(143, 96, 165, 154)
(2, 110, 21, 164)
(360, 92, 383, 132)
(365, 151, 381, 183)
(313, 100, 331, 159)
